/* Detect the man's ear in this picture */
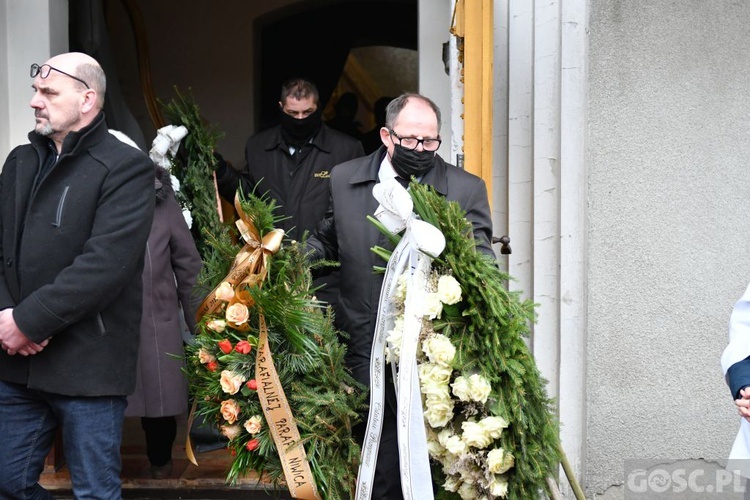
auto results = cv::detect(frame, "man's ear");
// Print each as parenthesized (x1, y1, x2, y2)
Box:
(81, 89, 98, 115)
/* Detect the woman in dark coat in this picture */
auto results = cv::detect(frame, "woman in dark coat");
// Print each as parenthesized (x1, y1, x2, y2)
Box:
(125, 164, 202, 478)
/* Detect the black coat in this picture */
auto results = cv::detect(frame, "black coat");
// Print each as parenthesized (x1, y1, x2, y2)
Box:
(307, 146, 494, 388)
(216, 123, 364, 241)
(0, 112, 155, 396)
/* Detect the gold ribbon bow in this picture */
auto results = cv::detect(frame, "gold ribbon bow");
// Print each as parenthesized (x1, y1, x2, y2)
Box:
(188, 194, 320, 499)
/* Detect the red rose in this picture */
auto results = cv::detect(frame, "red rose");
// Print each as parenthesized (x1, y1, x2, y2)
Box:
(246, 379, 257, 390)
(246, 438, 260, 452)
(206, 361, 219, 372)
(218, 339, 233, 354)
(230, 448, 236, 457)
(235, 340, 252, 355)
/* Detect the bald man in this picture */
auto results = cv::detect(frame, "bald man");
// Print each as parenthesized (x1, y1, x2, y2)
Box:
(0, 52, 155, 498)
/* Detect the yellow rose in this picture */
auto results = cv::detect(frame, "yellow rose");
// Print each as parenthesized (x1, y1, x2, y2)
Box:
(422, 333, 456, 366)
(437, 274, 462, 305)
(220, 399, 241, 424)
(206, 319, 227, 333)
(461, 420, 492, 449)
(220, 370, 246, 395)
(481, 415, 509, 439)
(423, 394, 454, 428)
(215, 282, 235, 302)
(226, 303, 250, 325)
(197, 348, 216, 364)
(220, 424, 241, 440)
(243, 415, 263, 435)
(487, 448, 515, 474)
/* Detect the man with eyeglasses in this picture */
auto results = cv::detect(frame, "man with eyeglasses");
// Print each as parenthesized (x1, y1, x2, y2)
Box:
(306, 93, 493, 499)
(0, 52, 155, 498)
(214, 77, 364, 309)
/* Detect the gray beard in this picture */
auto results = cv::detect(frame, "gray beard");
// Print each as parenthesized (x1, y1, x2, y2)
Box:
(36, 122, 54, 136)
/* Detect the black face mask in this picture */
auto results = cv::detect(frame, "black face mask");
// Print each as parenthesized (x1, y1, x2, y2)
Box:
(279, 109, 322, 147)
(390, 143, 436, 179)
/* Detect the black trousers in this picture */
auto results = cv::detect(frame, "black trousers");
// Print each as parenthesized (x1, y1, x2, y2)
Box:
(140, 416, 176, 467)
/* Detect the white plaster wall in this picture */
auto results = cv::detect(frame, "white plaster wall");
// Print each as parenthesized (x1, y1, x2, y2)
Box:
(587, 1, 750, 497)
(0, 0, 68, 161)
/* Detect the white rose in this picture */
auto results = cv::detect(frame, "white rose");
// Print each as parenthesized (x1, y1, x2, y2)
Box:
(437, 429, 453, 447)
(418, 363, 452, 396)
(220, 424, 242, 440)
(467, 373, 492, 403)
(462, 420, 492, 449)
(426, 434, 445, 458)
(215, 282, 235, 302)
(489, 474, 510, 497)
(422, 334, 456, 366)
(422, 292, 443, 319)
(451, 375, 471, 401)
(423, 394, 454, 428)
(219, 370, 246, 395)
(437, 274, 462, 305)
(243, 415, 263, 435)
(444, 434, 467, 455)
(443, 474, 462, 492)
(487, 448, 515, 474)
(458, 481, 477, 500)
(395, 273, 408, 304)
(197, 348, 216, 364)
(386, 316, 404, 363)
(481, 416, 509, 440)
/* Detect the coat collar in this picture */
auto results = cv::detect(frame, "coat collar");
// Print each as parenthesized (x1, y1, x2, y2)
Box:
(347, 146, 450, 196)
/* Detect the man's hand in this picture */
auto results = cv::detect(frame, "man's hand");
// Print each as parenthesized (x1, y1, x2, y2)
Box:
(0, 309, 48, 356)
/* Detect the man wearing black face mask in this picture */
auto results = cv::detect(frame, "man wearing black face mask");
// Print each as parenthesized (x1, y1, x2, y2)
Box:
(214, 77, 364, 307)
(306, 93, 494, 499)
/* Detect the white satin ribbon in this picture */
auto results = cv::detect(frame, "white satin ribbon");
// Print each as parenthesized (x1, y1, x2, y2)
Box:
(356, 177, 444, 499)
(149, 124, 189, 169)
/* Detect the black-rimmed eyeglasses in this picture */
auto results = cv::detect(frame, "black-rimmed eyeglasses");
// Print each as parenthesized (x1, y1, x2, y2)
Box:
(30, 63, 90, 90)
(389, 129, 441, 152)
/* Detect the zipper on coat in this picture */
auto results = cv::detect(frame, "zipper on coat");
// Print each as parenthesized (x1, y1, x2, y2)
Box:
(52, 185, 69, 228)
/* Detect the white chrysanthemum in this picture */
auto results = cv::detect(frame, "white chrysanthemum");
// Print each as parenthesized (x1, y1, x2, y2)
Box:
(458, 481, 477, 500)
(385, 316, 404, 363)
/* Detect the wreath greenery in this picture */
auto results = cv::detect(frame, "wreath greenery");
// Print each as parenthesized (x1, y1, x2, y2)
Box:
(370, 181, 561, 499)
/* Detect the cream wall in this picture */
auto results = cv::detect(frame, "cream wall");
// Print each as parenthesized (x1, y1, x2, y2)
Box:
(586, 1, 750, 497)
(0, 0, 68, 160)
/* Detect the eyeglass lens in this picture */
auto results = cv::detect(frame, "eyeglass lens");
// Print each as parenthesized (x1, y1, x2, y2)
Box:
(390, 130, 441, 151)
(30, 63, 90, 90)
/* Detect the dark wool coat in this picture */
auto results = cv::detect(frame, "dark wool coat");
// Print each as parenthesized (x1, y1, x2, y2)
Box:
(307, 146, 494, 390)
(215, 123, 364, 307)
(0, 112, 154, 396)
(307, 146, 494, 498)
(126, 167, 202, 417)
